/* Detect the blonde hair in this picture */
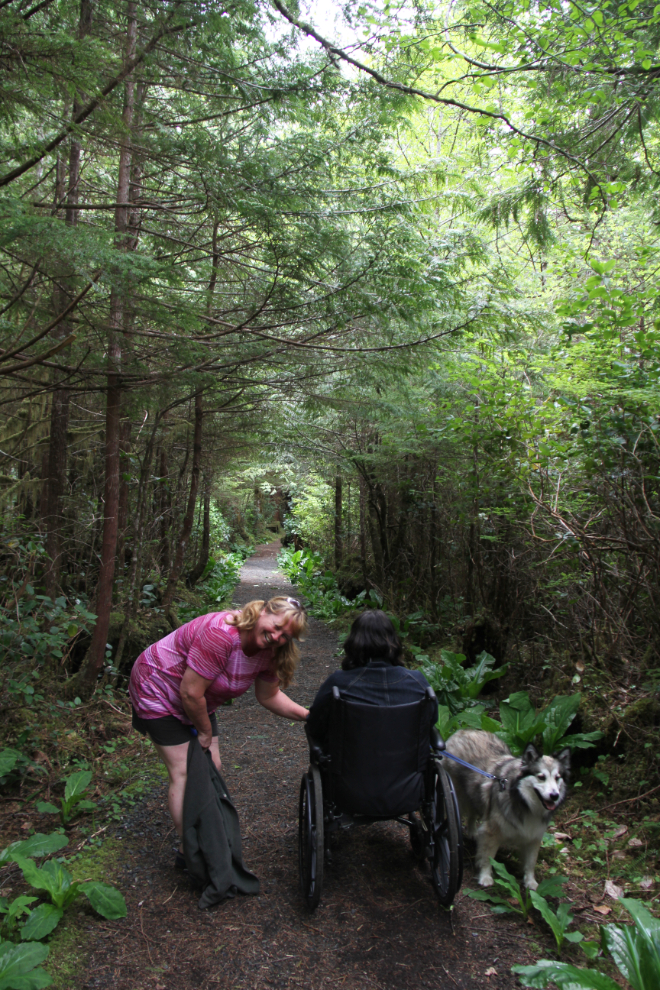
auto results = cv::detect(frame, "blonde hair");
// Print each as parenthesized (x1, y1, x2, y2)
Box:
(227, 596, 308, 689)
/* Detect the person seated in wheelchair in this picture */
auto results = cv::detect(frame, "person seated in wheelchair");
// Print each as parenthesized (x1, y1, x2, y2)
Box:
(306, 609, 439, 819)
(306, 609, 437, 746)
(299, 610, 463, 910)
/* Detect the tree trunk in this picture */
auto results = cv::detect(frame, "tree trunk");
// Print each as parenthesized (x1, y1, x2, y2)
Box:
(79, 4, 137, 692)
(358, 474, 367, 584)
(334, 471, 343, 569)
(43, 1, 93, 596)
(114, 418, 132, 599)
(162, 390, 203, 613)
(158, 446, 170, 573)
(187, 480, 211, 587)
(113, 415, 159, 669)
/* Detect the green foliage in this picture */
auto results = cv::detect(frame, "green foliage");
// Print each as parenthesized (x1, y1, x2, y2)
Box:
(465, 859, 566, 919)
(0, 829, 124, 987)
(514, 898, 660, 990)
(513, 959, 620, 990)
(36, 771, 95, 825)
(421, 649, 506, 708)
(177, 553, 244, 623)
(0, 834, 68, 868)
(601, 898, 660, 990)
(484, 693, 603, 756)
(12, 856, 126, 930)
(416, 649, 505, 738)
(0, 897, 38, 940)
(277, 547, 355, 621)
(529, 890, 584, 954)
(0, 537, 96, 670)
(0, 939, 51, 990)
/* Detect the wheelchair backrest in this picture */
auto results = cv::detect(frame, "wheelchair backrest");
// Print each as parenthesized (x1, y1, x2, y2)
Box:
(326, 687, 435, 818)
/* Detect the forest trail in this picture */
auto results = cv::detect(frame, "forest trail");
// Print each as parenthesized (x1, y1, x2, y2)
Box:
(85, 541, 539, 990)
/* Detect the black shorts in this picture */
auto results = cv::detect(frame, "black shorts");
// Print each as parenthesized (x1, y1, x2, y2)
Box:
(131, 708, 218, 746)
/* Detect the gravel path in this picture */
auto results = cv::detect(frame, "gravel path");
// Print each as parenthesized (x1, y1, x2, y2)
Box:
(82, 541, 539, 990)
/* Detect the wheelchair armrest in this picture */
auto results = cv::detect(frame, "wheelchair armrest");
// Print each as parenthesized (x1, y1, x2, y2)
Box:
(430, 726, 445, 753)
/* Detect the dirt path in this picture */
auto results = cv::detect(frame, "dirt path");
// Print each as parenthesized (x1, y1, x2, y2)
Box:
(84, 542, 541, 990)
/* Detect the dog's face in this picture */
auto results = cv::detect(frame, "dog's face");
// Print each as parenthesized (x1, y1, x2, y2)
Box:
(519, 745, 571, 813)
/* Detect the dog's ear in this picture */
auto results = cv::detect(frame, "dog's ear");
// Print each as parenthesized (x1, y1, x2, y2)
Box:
(555, 747, 572, 777)
(522, 743, 539, 766)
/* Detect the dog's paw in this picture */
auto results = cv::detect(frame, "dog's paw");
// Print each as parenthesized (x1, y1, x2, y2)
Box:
(524, 877, 538, 891)
(478, 874, 494, 888)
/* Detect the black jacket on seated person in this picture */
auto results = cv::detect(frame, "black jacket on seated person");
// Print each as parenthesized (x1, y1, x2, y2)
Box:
(306, 660, 438, 746)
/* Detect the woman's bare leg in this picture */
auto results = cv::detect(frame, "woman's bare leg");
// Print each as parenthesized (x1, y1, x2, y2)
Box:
(152, 737, 222, 845)
(153, 740, 189, 842)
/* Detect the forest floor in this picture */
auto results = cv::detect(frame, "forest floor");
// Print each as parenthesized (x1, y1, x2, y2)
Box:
(70, 539, 560, 990)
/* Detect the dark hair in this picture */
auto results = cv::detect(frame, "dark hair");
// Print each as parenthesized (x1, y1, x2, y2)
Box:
(342, 610, 404, 670)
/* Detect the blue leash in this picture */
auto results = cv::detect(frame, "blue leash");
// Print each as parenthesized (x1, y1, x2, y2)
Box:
(440, 751, 508, 791)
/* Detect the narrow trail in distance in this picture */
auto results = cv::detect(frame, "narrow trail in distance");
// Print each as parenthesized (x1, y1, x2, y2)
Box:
(84, 541, 539, 990)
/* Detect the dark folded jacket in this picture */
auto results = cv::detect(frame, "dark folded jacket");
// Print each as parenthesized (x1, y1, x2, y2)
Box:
(182, 737, 260, 909)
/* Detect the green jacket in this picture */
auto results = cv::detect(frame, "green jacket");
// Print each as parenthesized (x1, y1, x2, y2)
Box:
(182, 737, 260, 909)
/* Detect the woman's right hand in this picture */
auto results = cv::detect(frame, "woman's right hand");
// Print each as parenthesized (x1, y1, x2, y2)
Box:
(198, 730, 213, 751)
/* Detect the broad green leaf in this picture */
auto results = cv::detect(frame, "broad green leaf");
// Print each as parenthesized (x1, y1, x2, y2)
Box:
(557, 732, 603, 750)
(541, 694, 581, 752)
(1, 834, 68, 867)
(0, 940, 50, 990)
(4, 897, 37, 922)
(0, 751, 20, 777)
(35, 804, 59, 816)
(530, 890, 562, 944)
(619, 897, 660, 942)
(512, 960, 621, 989)
(490, 858, 524, 901)
(20, 861, 74, 911)
(13, 857, 46, 893)
(79, 883, 127, 920)
(5, 835, 67, 861)
(463, 888, 517, 912)
(63, 771, 92, 803)
(601, 900, 660, 990)
(537, 875, 568, 898)
(20, 904, 63, 941)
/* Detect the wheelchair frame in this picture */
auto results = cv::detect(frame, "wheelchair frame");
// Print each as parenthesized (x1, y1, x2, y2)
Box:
(298, 687, 464, 911)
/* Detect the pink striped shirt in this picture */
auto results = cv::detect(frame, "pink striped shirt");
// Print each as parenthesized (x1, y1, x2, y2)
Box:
(128, 611, 277, 721)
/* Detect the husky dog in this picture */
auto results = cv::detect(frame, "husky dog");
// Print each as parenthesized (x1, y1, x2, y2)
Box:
(444, 730, 570, 890)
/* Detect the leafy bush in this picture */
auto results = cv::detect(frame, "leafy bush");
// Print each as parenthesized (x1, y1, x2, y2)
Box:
(482, 692, 603, 756)
(530, 890, 584, 954)
(513, 897, 660, 990)
(420, 649, 507, 710)
(416, 649, 506, 738)
(0, 574, 96, 671)
(177, 552, 244, 623)
(0, 829, 126, 984)
(277, 547, 355, 620)
(36, 771, 96, 825)
(465, 858, 567, 920)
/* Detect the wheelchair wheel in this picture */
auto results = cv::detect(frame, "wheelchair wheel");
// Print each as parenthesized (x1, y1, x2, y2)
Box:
(429, 763, 463, 907)
(298, 764, 324, 910)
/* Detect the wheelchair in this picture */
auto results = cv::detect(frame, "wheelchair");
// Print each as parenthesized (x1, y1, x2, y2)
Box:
(298, 685, 463, 911)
